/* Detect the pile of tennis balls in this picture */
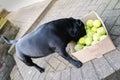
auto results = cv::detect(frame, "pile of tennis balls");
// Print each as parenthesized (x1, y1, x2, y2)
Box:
(74, 19, 107, 51)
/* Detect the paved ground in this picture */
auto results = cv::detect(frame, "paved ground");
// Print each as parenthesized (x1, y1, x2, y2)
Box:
(8, 0, 120, 80)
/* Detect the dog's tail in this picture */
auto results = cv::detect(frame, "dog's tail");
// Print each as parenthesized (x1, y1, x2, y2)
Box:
(1, 35, 18, 45)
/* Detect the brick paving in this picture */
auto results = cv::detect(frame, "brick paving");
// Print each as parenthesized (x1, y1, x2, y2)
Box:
(8, 0, 120, 80)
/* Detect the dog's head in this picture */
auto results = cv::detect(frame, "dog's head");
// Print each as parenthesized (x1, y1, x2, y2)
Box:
(68, 17, 86, 42)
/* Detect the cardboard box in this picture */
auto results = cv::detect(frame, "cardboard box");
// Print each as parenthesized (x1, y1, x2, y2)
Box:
(71, 11, 116, 63)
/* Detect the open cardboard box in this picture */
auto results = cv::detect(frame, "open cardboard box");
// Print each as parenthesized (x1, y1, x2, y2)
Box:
(71, 11, 116, 63)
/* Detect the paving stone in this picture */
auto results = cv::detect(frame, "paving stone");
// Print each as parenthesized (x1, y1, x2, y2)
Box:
(47, 56, 61, 70)
(82, 61, 99, 80)
(73, 7, 83, 15)
(52, 72, 61, 80)
(115, 16, 120, 26)
(33, 58, 53, 72)
(31, 70, 41, 80)
(117, 44, 120, 51)
(68, 9, 81, 18)
(47, 68, 55, 72)
(61, 8, 74, 17)
(23, 67, 37, 80)
(16, 62, 33, 80)
(57, 56, 69, 65)
(104, 16, 118, 32)
(90, 0, 98, 5)
(96, 0, 110, 5)
(101, 16, 107, 23)
(10, 66, 23, 80)
(38, 73, 47, 80)
(110, 26, 120, 35)
(67, 61, 76, 68)
(0, 64, 6, 80)
(14, 61, 24, 74)
(4, 54, 15, 68)
(86, 5, 99, 11)
(0, 64, 12, 80)
(96, 3, 107, 16)
(70, 2, 82, 10)
(92, 57, 116, 79)
(56, 62, 66, 71)
(45, 72, 55, 80)
(53, 53, 59, 57)
(61, 69, 71, 80)
(112, 36, 120, 47)
(104, 50, 120, 79)
(33, 58, 46, 68)
(44, 64, 55, 72)
(102, 10, 120, 17)
(109, 34, 118, 41)
(63, 9, 75, 17)
(44, 54, 53, 61)
(115, 2, 120, 9)
(83, 0, 92, 7)
(71, 68, 82, 80)
(102, 0, 112, 4)
(104, 73, 118, 80)
(96, 0, 103, 5)
(2, 75, 10, 80)
(79, 10, 90, 17)
(106, 0, 118, 9)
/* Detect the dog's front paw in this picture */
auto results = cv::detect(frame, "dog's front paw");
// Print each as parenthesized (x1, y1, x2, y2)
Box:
(73, 61, 83, 68)
(39, 68, 45, 73)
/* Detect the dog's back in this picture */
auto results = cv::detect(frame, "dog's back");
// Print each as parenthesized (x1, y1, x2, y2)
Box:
(12, 18, 74, 57)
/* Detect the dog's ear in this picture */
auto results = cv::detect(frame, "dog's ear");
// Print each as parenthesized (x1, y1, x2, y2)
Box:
(69, 17, 74, 20)
(76, 19, 82, 26)
(69, 18, 82, 27)
(67, 18, 78, 37)
(72, 19, 86, 42)
(69, 22, 78, 37)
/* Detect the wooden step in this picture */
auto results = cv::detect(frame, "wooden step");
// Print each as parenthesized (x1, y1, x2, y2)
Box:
(0, 9, 9, 18)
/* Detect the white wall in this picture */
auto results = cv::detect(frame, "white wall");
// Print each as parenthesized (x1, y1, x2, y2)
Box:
(0, 0, 44, 11)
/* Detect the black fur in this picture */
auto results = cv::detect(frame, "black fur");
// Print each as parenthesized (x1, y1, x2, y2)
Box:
(1, 17, 86, 73)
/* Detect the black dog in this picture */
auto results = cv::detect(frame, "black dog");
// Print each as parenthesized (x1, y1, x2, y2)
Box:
(1, 17, 86, 73)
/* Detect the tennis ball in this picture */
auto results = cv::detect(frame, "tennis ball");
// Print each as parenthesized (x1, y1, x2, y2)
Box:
(97, 27, 106, 35)
(87, 30, 95, 37)
(83, 46, 89, 49)
(74, 44, 83, 51)
(93, 33, 101, 41)
(78, 37, 86, 45)
(86, 20, 94, 28)
(91, 27, 98, 32)
(100, 35, 107, 41)
(93, 20, 101, 28)
(85, 37, 93, 46)
(91, 40, 99, 45)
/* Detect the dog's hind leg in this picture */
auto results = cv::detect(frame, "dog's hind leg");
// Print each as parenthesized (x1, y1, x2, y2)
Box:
(16, 50, 45, 73)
